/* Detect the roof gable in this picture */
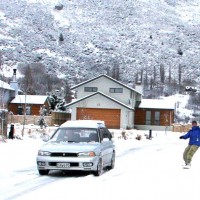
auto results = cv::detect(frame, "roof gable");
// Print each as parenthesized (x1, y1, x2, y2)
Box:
(0, 80, 15, 91)
(71, 74, 142, 95)
(65, 91, 133, 110)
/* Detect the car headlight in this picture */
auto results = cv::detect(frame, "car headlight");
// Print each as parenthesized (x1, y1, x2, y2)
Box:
(38, 150, 51, 156)
(78, 151, 96, 157)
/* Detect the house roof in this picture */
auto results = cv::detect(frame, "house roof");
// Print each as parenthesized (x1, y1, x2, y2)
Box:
(0, 80, 15, 91)
(10, 95, 48, 104)
(137, 99, 175, 110)
(65, 91, 134, 110)
(71, 74, 142, 95)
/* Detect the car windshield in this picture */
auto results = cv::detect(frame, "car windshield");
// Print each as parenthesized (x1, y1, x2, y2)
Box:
(51, 128, 99, 143)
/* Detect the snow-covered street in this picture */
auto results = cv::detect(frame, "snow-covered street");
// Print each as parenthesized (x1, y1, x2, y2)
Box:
(0, 129, 200, 200)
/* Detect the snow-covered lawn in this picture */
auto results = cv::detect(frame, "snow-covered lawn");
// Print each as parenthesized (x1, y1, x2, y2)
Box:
(0, 127, 200, 200)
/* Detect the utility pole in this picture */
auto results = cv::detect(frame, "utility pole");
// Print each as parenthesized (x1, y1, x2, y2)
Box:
(0, 111, 3, 136)
(0, 109, 7, 138)
(21, 94, 26, 137)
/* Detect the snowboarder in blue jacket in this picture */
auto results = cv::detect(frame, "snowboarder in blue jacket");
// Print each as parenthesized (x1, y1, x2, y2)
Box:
(179, 120, 200, 168)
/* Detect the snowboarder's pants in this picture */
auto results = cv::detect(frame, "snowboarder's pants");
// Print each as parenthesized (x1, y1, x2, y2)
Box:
(183, 145, 199, 165)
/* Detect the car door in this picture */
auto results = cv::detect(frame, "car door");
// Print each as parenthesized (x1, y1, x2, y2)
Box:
(99, 128, 114, 165)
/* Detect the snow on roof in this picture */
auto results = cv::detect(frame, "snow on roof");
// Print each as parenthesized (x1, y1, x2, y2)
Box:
(0, 80, 15, 91)
(60, 120, 105, 128)
(10, 95, 48, 104)
(138, 99, 175, 109)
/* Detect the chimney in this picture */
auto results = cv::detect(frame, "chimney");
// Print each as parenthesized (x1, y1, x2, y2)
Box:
(10, 68, 19, 96)
(135, 72, 143, 94)
(135, 80, 143, 94)
(13, 68, 17, 81)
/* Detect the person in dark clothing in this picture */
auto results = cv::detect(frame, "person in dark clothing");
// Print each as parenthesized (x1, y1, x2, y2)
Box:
(8, 124, 15, 139)
(179, 120, 200, 168)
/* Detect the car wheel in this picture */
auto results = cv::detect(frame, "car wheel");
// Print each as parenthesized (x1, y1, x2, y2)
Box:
(93, 158, 103, 176)
(38, 169, 49, 175)
(108, 152, 115, 170)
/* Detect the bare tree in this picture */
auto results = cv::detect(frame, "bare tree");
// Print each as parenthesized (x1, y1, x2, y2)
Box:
(150, 76, 154, 90)
(178, 64, 182, 86)
(46, 74, 53, 92)
(143, 70, 149, 91)
(18, 63, 62, 95)
(135, 70, 139, 83)
(168, 65, 172, 84)
(140, 68, 144, 83)
(160, 64, 165, 83)
(0, 52, 2, 70)
(64, 80, 73, 103)
(23, 65, 35, 94)
(111, 62, 120, 81)
(153, 65, 157, 84)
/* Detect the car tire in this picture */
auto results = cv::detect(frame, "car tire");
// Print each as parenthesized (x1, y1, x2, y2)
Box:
(93, 158, 103, 176)
(108, 152, 115, 170)
(38, 169, 49, 175)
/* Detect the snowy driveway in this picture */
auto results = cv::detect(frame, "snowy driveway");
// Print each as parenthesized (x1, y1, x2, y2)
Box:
(0, 132, 200, 200)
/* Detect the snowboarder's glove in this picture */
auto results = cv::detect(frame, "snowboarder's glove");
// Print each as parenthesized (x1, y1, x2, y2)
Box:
(179, 136, 184, 139)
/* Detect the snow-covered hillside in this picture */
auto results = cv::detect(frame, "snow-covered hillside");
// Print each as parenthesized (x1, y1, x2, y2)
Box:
(0, 0, 200, 85)
(163, 94, 194, 122)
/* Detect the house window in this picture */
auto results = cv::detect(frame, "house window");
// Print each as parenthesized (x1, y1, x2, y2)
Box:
(146, 111, 151, 125)
(154, 111, 160, 125)
(17, 106, 23, 115)
(146, 111, 160, 125)
(17, 106, 31, 115)
(109, 88, 123, 93)
(26, 106, 31, 115)
(84, 87, 98, 92)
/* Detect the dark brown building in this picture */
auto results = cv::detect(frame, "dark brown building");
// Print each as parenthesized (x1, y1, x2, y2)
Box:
(8, 95, 49, 115)
(134, 99, 175, 130)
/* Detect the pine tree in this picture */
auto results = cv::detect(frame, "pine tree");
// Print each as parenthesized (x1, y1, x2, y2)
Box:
(59, 33, 64, 42)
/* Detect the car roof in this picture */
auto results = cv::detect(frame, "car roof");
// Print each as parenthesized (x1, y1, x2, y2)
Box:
(60, 120, 105, 128)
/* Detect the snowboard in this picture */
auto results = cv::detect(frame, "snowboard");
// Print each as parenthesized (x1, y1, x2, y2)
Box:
(182, 165, 191, 169)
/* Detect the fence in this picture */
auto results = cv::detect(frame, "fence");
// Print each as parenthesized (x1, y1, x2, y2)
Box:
(51, 112, 71, 126)
(6, 113, 193, 133)
(7, 112, 72, 126)
(7, 115, 52, 125)
(172, 124, 191, 132)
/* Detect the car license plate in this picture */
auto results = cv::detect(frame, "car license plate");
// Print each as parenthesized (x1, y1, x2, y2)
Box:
(57, 162, 70, 168)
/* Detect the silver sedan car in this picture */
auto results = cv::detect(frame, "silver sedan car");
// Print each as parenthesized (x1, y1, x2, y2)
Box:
(36, 120, 115, 176)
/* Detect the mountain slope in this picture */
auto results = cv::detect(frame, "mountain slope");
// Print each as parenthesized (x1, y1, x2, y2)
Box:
(0, 0, 200, 85)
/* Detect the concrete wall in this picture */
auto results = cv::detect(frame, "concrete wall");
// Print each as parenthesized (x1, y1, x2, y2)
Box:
(134, 125, 173, 131)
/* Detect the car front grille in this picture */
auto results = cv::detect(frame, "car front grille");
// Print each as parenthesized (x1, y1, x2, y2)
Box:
(50, 152, 78, 157)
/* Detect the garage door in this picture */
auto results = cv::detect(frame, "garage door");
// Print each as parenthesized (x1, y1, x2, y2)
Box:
(77, 108, 120, 129)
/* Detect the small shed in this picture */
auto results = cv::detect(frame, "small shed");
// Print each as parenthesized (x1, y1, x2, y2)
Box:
(8, 95, 50, 115)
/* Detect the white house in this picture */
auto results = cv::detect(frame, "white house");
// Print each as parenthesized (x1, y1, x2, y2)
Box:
(65, 74, 142, 129)
(0, 69, 21, 109)
(0, 80, 15, 109)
